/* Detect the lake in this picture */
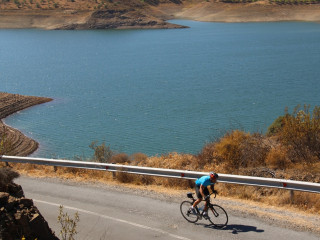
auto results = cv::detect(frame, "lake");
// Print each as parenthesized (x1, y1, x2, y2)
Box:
(1, 20, 320, 159)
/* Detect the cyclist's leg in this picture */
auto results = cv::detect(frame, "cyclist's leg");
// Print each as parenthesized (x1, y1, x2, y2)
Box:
(193, 198, 202, 208)
(203, 187, 210, 211)
(193, 185, 202, 208)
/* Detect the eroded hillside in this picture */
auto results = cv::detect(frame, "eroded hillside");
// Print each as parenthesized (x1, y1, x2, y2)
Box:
(0, 92, 52, 156)
(1, 0, 320, 29)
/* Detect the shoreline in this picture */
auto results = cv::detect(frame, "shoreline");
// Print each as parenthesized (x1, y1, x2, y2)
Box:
(1, 2, 320, 30)
(0, 92, 52, 156)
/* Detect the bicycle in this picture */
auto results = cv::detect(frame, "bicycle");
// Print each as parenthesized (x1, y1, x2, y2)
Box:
(180, 192, 228, 228)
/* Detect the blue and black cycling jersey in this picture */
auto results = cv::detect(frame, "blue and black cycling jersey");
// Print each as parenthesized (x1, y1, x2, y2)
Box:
(195, 176, 215, 187)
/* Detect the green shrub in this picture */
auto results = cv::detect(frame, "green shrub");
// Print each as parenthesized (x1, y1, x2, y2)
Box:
(267, 115, 286, 136)
(89, 141, 113, 163)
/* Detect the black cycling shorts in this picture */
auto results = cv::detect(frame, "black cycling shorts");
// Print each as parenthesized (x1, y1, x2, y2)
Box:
(195, 185, 209, 199)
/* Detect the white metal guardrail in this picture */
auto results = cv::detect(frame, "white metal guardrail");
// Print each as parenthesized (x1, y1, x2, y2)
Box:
(1, 155, 320, 194)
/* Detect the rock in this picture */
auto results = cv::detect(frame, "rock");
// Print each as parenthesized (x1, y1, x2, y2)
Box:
(57, 8, 186, 30)
(0, 168, 59, 240)
(19, 198, 33, 208)
(7, 183, 24, 198)
(0, 192, 9, 206)
(29, 212, 59, 240)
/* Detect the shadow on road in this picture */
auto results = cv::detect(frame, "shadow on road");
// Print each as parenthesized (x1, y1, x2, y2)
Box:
(220, 224, 264, 234)
(197, 223, 264, 234)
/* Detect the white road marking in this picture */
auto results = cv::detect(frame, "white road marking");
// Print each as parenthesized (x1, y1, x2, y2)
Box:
(34, 199, 191, 240)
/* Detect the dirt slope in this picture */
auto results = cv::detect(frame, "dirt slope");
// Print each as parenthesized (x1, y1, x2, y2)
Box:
(1, 0, 320, 30)
(0, 92, 52, 156)
(167, 1, 320, 22)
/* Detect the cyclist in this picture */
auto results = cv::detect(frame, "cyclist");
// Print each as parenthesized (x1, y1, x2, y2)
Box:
(190, 172, 219, 219)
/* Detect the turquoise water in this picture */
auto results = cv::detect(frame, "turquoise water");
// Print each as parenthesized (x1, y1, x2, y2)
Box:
(1, 20, 320, 159)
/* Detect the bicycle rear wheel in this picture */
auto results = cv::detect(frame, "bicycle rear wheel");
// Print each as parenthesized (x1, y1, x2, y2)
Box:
(207, 204, 228, 228)
(180, 201, 198, 223)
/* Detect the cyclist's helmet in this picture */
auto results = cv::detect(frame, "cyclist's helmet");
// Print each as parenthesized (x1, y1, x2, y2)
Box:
(209, 172, 219, 180)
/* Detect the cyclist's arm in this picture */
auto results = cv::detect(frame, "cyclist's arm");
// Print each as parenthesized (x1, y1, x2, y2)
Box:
(210, 184, 218, 195)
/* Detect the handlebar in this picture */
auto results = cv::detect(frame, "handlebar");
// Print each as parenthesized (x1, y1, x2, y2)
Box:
(203, 192, 217, 202)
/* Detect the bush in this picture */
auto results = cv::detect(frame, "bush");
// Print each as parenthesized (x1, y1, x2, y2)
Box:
(213, 130, 269, 172)
(267, 115, 286, 136)
(277, 105, 320, 163)
(115, 171, 135, 183)
(265, 146, 291, 169)
(214, 130, 249, 169)
(58, 205, 79, 240)
(110, 153, 129, 164)
(89, 141, 113, 163)
(196, 142, 216, 168)
(130, 152, 148, 164)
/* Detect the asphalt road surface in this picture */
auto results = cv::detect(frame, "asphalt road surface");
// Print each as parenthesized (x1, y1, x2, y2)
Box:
(16, 176, 319, 240)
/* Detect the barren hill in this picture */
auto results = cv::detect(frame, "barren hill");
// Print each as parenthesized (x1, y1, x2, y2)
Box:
(1, 0, 320, 30)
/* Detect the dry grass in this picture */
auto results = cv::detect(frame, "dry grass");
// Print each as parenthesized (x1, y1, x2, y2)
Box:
(13, 160, 319, 232)
(3, 153, 320, 216)
(2, 160, 320, 237)
(2, 104, 320, 218)
(265, 145, 291, 169)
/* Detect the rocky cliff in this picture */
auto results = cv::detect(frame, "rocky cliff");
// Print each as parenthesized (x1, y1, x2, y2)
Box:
(56, 8, 185, 30)
(0, 167, 59, 240)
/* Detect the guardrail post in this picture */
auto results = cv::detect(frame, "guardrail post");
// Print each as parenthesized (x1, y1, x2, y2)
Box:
(290, 190, 294, 203)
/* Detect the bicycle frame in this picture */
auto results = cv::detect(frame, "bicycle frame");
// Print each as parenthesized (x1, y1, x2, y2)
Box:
(181, 192, 228, 227)
(187, 192, 216, 218)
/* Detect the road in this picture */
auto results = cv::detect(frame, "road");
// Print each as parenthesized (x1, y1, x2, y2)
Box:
(16, 176, 319, 240)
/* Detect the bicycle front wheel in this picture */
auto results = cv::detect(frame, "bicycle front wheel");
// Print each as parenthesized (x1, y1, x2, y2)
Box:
(180, 201, 198, 223)
(207, 204, 228, 228)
